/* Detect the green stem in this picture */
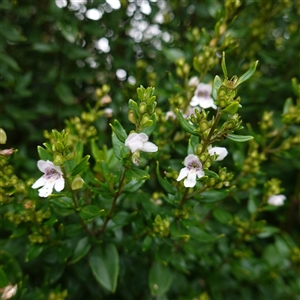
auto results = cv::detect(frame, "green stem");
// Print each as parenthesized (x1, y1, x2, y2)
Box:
(97, 167, 127, 236)
(263, 125, 288, 154)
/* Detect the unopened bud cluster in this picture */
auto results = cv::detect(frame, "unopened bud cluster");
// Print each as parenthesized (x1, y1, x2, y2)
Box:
(153, 215, 170, 237)
(175, 58, 190, 79)
(242, 141, 266, 173)
(230, 216, 265, 241)
(264, 178, 283, 198)
(128, 86, 157, 132)
(193, 45, 219, 73)
(48, 290, 68, 300)
(259, 111, 274, 131)
(207, 167, 233, 189)
(282, 100, 300, 125)
(174, 208, 189, 219)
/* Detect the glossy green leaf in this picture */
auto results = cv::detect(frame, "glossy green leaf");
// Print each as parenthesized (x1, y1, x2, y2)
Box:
(148, 262, 173, 297)
(89, 244, 119, 293)
(198, 189, 229, 202)
(71, 155, 90, 176)
(222, 101, 240, 114)
(110, 119, 127, 143)
(51, 197, 74, 209)
(282, 97, 293, 114)
(0, 53, 21, 71)
(69, 237, 91, 264)
(236, 60, 258, 86)
(142, 235, 153, 251)
(227, 134, 253, 142)
(37, 146, 53, 161)
(188, 135, 199, 154)
(26, 244, 44, 262)
(126, 166, 150, 181)
(79, 205, 104, 221)
(247, 195, 257, 214)
(176, 109, 198, 136)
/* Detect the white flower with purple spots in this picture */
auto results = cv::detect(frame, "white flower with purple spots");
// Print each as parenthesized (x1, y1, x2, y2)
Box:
(190, 83, 217, 109)
(32, 160, 65, 197)
(177, 154, 204, 188)
(267, 194, 286, 206)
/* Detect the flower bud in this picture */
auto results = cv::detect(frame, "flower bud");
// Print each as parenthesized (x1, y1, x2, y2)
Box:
(128, 110, 137, 124)
(139, 102, 147, 114)
(53, 153, 64, 164)
(71, 176, 84, 190)
(0, 148, 14, 156)
(0, 128, 7, 144)
(55, 141, 65, 152)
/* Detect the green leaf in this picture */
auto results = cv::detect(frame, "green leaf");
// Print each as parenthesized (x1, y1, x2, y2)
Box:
(198, 190, 229, 202)
(79, 205, 104, 221)
(32, 42, 59, 53)
(212, 75, 222, 100)
(204, 169, 219, 179)
(55, 83, 74, 105)
(148, 262, 173, 297)
(142, 235, 153, 251)
(176, 109, 198, 136)
(71, 155, 90, 176)
(221, 52, 228, 78)
(128, 99, 139, 123)
(110, 119, 128, 143)
(156, 162, 177, 194)
(126, 166, 150, 181)
(0, 268, 8, 288)
(247, 195, 257, 214)
(188, 135, 199, 154)
(282, 97, 293, 114)
(162, 47, 185, 62)
(69, 237, 91, 264)
(236, 60, 258, 86)
(51, 197, 74, 209)
(0, 24, 25, 42)
(227, 134, 254, 142)
(89, 244, 119, 293)
(188, 226, 220, 243)
(37, 146, 53, 161)
(0, 53, 21, 71)
(222, 101, 240, 114)
(213, 208, 232, 224)
(26, 244, 44, 262)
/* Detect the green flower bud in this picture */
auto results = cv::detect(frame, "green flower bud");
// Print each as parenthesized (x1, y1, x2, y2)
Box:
(71, 176, 84, 190)
(139, 102, 147, 114)
(128, 110, 137, 124)
(55, 141, 65, 152)
(0, 128, 7, 144)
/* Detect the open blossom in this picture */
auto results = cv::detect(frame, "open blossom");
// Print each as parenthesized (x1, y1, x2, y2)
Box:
(125, 132, 158, 153)
(208, 146, 228, 161)
(267, 194, 286, 206)
(190, 83, 217, 109)
(177, 154, 204, 188)
(32, 160, 65, 197)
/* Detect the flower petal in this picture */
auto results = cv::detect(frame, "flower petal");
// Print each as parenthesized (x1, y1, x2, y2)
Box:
(38, 181, 55, 197)
(184, 154, 201, 167)
(198, 98, 217, 109)
(184, 171, 197, 187)
(54, 177, 65, 192)
(196, 170, 205, 178)
(209, 147, 228, 161)
(142, 141, 158, 152)
(37, 160, 53, 173)
(138, 133, 149, 142)
(177, 167, 189, 181)
(32, 176, 47, 189)
(267, 194, 286, 206)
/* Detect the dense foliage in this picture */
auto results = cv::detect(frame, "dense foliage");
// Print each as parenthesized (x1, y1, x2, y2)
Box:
(1, 0, 299, 299)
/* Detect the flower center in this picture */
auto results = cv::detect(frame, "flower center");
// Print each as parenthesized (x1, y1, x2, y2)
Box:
(187, 160, 201, 171)
(45, 168, 60, 180)
(197, 90, 209, 99)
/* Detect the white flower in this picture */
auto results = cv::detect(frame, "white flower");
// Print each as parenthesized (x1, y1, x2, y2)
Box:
(32, 160, 65, 197)
(177, 154, 204, 188)
(267, 194, 286, 206)
(190, 83, 217, 109)
(125, 132, 158, 153)
(1, 284, 17, 299)
(208, 146, 228, 161)
(165, 111, 177, 121)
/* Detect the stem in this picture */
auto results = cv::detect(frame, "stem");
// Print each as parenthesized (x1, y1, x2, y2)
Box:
(61, 165, 92, 236)
(263, 125, 288, 154)
(97, 167, 127, 236)
(200, 109, 223, 154)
